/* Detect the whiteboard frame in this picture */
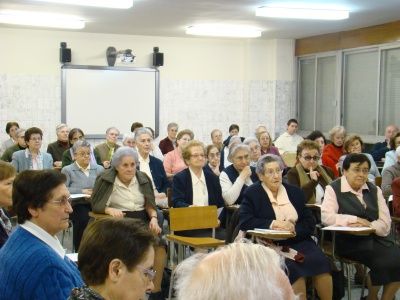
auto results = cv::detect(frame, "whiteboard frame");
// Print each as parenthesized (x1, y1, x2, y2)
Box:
(61, 64, 160, 138)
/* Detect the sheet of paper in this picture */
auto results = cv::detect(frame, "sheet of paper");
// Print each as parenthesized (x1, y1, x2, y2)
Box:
(252, 228, 293, 235)
(70, 193, 90, 199)
(322, 225, 372, 231)
(66, 253, 78, 262)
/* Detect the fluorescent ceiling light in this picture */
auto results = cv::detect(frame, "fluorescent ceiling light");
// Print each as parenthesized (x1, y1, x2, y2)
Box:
(31, 0, 133, 9)
(0, 10, 85, 29)
(186, 24, 262, 38)
(256, 6, 349, 20)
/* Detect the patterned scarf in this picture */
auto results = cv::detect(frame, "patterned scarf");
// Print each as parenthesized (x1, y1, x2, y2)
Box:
(0, 208, 12, 235)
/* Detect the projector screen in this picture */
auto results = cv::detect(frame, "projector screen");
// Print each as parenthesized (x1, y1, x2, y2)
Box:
(61, 65, 159, 137)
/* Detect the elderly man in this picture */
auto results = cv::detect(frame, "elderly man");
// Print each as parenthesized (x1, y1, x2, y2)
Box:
(174, 242, 296, 300)
(46, 124, 70, 168)
(94, 127, 120, 169)
(381, 145, 400, 199)
(274, 119, 303, 154)
(371, 124, 399, 162)
(1, 128, 26, 162)
(159, 122, 178, 155)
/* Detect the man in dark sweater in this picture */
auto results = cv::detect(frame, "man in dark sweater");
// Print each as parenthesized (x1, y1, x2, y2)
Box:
(371, 124, 399, 162)
(1, 128, 26, 162)
(47, 124, 70, 168)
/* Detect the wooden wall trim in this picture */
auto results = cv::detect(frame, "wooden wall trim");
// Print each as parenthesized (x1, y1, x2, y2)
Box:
(295, 20, 400, 56)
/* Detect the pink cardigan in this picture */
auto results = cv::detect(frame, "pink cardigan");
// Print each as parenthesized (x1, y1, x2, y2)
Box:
(163, 148, 187, 175)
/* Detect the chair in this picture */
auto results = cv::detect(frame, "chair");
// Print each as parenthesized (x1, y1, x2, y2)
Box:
(375, 176, 382, 188)
(166, 205, 225, 299)
(321, 227, 372, 300)
(281, 152, 297, 167)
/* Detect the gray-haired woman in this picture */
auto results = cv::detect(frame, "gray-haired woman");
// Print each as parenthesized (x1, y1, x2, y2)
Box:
(91, 146, 166, 300)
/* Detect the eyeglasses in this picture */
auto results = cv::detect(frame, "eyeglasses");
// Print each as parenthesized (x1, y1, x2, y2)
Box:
(49, 196, 72, 207)
(264, 169, 283, 177)
(349, 167, 369, 175)
(29, 137, 42, 142)
(76, 151, 91, 157)
(302, 155, 320, 161)
(191, 154, 205, 159)
(137, 265, 156, 281)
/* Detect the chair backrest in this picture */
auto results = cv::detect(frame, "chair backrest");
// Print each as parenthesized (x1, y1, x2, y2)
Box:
(391, 177, 400, 216)
(281, 152, 297, 167)
(169, 205, 219, 231)
(375, 176, 382, 187)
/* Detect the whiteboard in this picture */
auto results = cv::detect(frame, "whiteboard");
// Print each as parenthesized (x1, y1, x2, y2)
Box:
(61, 65, 159, 137)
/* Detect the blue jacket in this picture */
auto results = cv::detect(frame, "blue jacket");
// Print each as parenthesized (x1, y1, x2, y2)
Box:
(239, 181, 315, 245)
(173, 167, 224, 208)
(148, 155, 171, 193)
(11, 149, 53, 172)
(0, 227, 83, 300)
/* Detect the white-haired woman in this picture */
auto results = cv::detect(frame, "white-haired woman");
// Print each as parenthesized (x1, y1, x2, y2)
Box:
(322, 125, 345, 178)
(243, 137, 261, 167)
(91, 147, 166, 300)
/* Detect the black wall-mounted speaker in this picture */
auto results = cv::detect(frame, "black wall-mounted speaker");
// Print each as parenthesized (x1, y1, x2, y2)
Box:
(153, 52, 164, 67)
(60, 48, 71, 63)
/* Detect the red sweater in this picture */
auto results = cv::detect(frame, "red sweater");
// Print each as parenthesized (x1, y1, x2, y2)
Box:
(322, 144, 344, 178)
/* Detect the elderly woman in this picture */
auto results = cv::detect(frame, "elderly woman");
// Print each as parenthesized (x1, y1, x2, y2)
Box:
(205, 144, 221, 176)
(0, 161, 16, 248)
(257, 130, 280, 156)
(322, 125, 345, 178)
(382, 132, 400, 171)
(243, 137, 261, 167)
(122, 132, 136, 148)
(220, 135, 242, 171)
(11, 127, 53, 172)
(1, 128, 26, 162)
(287, 140, 334, 205)
(305, 130, 326, 153)
(0, 121, 19, 155)
(61, 140, 104, 251)
(47, 123, 70, 168)
(135, 128, 170, 208)
(61, 128, 101, 168)
(91, 147, 166, 300)
(322, 153, 400, 300)
(220, 144, 258, 206)
(0, 170, 83, 299)
(163, 129, 193, 178)
(69, 218, 156, 300)
(382, 146, 400, 199)
(339, 135, 380, 182)
(239, 155, 332, 300)
(173, 140, 224, 208)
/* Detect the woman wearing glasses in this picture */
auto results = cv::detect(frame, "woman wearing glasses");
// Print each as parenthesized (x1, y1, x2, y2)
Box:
(69, 218, 156, 300)
(239, 155, 332, 300)
(0, 170, 83, 299)
(61, 140, 104, 251)
(287, 140, 334, 205)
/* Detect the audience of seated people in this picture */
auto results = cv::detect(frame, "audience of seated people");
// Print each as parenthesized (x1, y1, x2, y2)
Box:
(94, 126, 120, 169)
(61, 139, 104, 251)
(2, 118, 400, 300)
(371, 124, 399, 162)
(47, 123, 70, 168)
(163, 129, 193, 178)
(339, 134, 380, 182)
(274, 119, 304, 154)
(322, 125, 346, 178)
(61, 127, 101, 168)
(1, 128, 26, 162)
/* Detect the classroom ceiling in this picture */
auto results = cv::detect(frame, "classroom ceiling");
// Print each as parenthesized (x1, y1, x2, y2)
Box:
(1, 0, 400, 39)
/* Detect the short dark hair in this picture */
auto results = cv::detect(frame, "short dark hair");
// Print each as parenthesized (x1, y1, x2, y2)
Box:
(228, 124, 239, 133)
(390, 132, 400, 150)
(342, 153, 371, 171)
(24, 127, 43, 143)
(68, 128, 84, 145)
(287, 119, 298, 126)
(5, 122, 19, 134)
(78, 218, 156, 285)
(305, 130, 326, 144)
(130, 122, 144, 132)
(13, 170, 66, 224)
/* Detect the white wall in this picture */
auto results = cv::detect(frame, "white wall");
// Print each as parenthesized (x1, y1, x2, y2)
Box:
(0, 27, 295, 147)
